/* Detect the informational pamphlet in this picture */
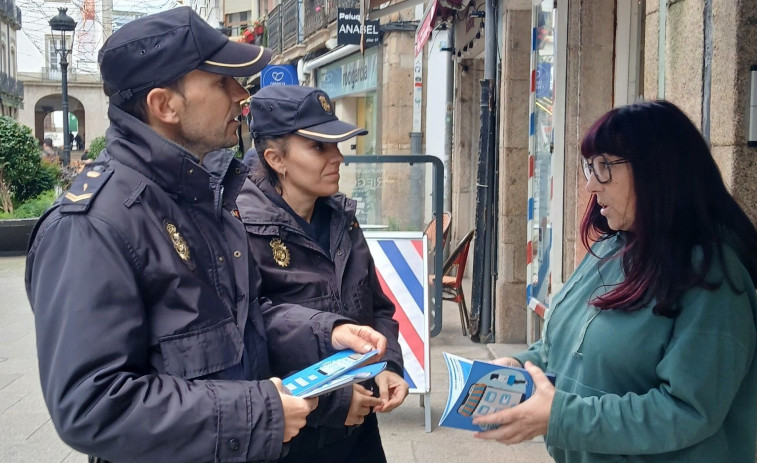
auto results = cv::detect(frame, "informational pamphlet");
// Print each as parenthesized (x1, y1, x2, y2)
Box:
(282, 349, 386, 398)
(439, 352, 556, 431)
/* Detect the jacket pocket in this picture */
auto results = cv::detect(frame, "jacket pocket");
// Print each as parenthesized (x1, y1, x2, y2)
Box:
(159, 318, 244, 379)
(348, 282, 374, 325)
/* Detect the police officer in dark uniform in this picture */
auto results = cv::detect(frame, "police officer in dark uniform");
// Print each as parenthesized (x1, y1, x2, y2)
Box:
(25, 8, 387, 463)
(238, 86, 410, 463)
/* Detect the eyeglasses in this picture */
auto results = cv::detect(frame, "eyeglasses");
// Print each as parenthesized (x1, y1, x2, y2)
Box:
(582, 154, 630, 184)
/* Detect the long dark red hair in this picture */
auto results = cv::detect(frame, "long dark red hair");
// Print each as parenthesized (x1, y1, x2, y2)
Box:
(580, 100, 757, 317)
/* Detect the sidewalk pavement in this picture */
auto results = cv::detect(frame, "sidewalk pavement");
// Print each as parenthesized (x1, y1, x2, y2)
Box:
(0, 254, 552, 462)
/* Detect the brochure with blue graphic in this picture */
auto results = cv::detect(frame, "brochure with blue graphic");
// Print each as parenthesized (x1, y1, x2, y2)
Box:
(282, 349, 386, 399)
(439, 352, 556, 431)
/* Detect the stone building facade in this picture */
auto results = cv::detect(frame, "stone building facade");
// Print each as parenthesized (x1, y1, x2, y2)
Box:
(0, 0, 22, 119)
(444, 0, 757, 344)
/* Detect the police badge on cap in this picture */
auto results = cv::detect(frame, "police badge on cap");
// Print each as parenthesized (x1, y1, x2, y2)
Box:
(249, 86, 367, 142)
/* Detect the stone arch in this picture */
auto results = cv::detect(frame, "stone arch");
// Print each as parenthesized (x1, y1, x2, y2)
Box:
(33, 93, 86, 153)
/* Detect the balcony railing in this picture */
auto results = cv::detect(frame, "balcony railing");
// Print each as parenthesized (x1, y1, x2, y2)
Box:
(39, 67, 103, 83)
(301, 0, 359, 41)
(281, 0, 302, 50)
(0, 71, 23, 97)
(270, 0, 359, 53)
(0, 0, 21, 29)
(267, 6, 282, 55)
(302, 0, 328, 38)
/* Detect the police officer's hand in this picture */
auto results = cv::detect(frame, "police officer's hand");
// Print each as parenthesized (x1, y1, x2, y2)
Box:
(372, 370, 409, 413)
(270, 378, 318, 442)
(344, 383, 382, 426)
(331, 323, 387, 357)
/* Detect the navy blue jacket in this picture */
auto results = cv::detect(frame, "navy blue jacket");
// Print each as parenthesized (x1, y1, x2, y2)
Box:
(25, 105, 348, 463)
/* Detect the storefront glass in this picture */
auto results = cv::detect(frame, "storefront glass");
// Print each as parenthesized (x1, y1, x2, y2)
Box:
(528, 1, 556, 306)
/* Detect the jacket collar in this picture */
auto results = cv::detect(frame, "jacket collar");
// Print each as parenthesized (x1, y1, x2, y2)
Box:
(239, 175, 356, 228)
(104, 104, 248, 212)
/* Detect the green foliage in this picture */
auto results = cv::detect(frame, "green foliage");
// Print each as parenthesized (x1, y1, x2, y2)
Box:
(0, 116, 60, 213)
(12, 162, 59, 205)
(0, 189, 57, 219)
(87, 136, 106, 160)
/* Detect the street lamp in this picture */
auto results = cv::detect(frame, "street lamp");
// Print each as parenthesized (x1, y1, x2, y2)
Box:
(49, 7, 77, 167)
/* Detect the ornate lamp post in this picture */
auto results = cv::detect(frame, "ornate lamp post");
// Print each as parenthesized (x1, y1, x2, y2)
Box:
(49, 8, 77, 167)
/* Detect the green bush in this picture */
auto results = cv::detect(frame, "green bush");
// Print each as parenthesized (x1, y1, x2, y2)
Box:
(0, 116, 60, 214)
(0, 190, 57, 219)
(12, 162, 59, 205)
(87, 136, 106, 160)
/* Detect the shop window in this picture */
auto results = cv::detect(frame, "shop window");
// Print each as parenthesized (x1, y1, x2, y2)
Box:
(527, 1, 556, 309)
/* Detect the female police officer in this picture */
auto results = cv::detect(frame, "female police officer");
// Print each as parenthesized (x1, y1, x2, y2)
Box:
(237, 85, 409, 463)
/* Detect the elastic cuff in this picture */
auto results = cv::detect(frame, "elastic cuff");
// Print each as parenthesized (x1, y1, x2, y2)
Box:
(311, 314, 354, 357)
(545, 389, 567, 448)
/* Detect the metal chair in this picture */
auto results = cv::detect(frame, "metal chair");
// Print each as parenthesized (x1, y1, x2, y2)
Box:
(423, 211, 452, 252)
(441, 229, 475, 336)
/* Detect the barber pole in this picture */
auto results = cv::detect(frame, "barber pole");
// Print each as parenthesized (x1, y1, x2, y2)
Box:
(365, 236, 429, 393)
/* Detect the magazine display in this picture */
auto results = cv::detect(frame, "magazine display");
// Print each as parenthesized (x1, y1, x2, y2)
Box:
(282, 349, 386, 398)
(439, 352, 556, 431)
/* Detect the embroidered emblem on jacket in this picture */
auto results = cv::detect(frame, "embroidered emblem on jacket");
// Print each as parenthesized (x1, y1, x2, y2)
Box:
(64, 192, 93, 202)
(165, 222, 191, 262)
(269, 238, 291, 267)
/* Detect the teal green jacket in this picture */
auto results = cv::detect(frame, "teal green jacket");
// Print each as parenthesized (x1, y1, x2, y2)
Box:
(514, 234, 757, 462)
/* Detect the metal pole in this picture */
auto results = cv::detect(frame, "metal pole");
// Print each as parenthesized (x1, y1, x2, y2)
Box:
(443, 28, 454, 213)
(478, 0, 498, 343)
(409, 132, 424, 230)
(60, 40, 71, 167)
(469, 79, 492, 342)
(469, 0, 498, 342)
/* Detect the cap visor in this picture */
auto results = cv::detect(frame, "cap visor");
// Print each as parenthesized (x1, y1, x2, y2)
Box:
(199, 41, 272, 77)
(296, 120, 368, 143)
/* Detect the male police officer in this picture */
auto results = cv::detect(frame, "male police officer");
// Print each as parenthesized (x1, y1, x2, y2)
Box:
(25, 7, 386, 463)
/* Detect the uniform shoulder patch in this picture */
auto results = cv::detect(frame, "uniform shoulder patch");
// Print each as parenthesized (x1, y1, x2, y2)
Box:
(59, 163, 114, 214)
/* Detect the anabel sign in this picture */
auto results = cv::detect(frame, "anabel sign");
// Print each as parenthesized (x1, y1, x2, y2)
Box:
(337, 8, 379, 47)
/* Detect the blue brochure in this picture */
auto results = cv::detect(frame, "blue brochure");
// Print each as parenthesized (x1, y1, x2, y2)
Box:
(439, 352, 556, 431)
(283, 349, 386, 398)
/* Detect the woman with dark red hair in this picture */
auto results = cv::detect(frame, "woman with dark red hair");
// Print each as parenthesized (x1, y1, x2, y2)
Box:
(474, 100, 757, 462)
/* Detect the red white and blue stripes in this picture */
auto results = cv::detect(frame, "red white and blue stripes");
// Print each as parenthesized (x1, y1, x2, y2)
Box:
(366, 235, 430, 393)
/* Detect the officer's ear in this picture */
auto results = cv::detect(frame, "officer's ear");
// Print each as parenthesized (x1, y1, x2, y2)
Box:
(145, 87, 182, 125)
(263, 146, 285, 176)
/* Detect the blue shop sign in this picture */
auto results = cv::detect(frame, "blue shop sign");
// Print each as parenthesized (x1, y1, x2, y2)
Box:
(316, 48, 377, 99)
(261, 65, 298, 87)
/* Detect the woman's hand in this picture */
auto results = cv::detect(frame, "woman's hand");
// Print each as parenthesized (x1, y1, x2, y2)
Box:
(491, 356, 523, 368)
(472, 362, 555, 444)
(372, 370, 409, 413)
(344, 384, 383, 426)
